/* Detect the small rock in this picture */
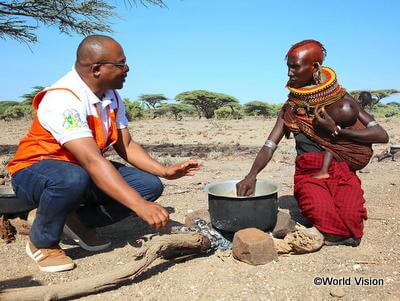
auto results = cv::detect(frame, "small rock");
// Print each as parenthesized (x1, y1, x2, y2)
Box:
(330, 287, 345, 298)
(272, 211, 296, 238)
(273, 238, 292, 254)
(232, 228, 278, 265)
(184, 209, 211, 227)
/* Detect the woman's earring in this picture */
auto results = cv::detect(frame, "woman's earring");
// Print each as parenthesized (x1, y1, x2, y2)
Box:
(313, 63, 322, 84)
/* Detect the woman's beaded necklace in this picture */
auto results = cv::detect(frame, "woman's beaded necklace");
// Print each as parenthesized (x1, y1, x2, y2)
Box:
(287, 66, 346, 109)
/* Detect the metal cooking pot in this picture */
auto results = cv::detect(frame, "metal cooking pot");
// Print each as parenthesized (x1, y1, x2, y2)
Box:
(0, 186, 34, 214)
(204, 179, 279, 233)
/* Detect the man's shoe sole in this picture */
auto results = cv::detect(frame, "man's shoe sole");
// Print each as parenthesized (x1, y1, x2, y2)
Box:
(25, 242, 75, 273)
(63, 225, 111, 252)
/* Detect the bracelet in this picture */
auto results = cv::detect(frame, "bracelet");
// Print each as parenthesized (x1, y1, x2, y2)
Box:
(331, 125, 342, 137)
(366, 120, 379, 128)
(264, 139, 277, 151)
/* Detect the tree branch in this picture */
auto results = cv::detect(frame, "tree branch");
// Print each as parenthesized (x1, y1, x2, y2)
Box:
(0, 233, 210, 301)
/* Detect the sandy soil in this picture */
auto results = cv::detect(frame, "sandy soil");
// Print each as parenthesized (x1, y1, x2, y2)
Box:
(0, 117, 399, 301)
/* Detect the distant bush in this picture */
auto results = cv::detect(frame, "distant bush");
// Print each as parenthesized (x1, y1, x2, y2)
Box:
(123, 99, 144, 121)
(244, 101, 281, 117)
(153, 103, 196, 120)
(371, 103, 400, 118)
(214, 106, 243, 119)
(0, 104, 33, 121)
(0, 101, 19, 115)
(386, 101, 400, 108)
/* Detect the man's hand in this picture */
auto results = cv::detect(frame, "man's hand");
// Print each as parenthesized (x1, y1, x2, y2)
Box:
(314, 106, 337, 134)
(132, 200, 169, 230)
(163, 160, 201, 180)
(236, 175, 257, 196)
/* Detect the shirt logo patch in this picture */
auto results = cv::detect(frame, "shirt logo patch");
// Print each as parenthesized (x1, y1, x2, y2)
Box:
(62, 109, 85, 130)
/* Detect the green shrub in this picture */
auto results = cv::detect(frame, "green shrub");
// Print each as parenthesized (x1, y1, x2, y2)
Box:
(214, 106, 243, 119)
(124, 100, 144, 121)
(0, 101, 19, 115)
(244, 101, 281, 117)
(0, 104, 33, 121)
(371, 103, 400, 118)
(155, 103, 196, 120)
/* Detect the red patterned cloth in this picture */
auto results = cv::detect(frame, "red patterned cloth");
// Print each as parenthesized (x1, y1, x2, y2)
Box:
(294, 152, 367, 239)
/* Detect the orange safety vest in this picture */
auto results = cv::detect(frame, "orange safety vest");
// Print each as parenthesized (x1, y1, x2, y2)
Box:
(7, 88, 119, 175)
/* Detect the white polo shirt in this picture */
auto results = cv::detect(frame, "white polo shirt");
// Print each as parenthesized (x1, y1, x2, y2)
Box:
(37, 67, 129, 145)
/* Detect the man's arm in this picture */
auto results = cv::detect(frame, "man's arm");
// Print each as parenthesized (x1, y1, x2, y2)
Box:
(236, 109, 286, 196)
(113, 128, 201, 179)
(64, 137, 169, 230)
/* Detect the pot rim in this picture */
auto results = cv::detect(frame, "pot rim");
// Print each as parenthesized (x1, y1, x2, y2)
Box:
(203, 179, 280, 199)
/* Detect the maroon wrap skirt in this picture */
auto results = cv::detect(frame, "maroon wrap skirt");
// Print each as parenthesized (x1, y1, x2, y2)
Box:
(294, 152, 367, 239)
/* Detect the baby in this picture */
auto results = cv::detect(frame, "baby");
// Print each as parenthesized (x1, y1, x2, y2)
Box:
(312, 102, 359, 179)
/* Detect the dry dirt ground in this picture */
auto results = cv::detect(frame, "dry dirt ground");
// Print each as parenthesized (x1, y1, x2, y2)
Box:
(0, 117, 399, 301)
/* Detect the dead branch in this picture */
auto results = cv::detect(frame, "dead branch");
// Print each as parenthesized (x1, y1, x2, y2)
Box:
(0, 232, 211, 301)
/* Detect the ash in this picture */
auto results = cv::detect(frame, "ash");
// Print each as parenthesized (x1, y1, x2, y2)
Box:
(172, 218, 232, 251)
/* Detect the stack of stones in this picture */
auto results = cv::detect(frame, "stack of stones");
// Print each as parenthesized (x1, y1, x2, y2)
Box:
(184, 209, 298, 265)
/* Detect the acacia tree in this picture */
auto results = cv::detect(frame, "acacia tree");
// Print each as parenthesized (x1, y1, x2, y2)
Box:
(244, 101, 280, 117)
(175, 90, 239, 119)
(138, 93, 167, 110)
(0, 0, 166, 44)
(155, 103, 194, 120)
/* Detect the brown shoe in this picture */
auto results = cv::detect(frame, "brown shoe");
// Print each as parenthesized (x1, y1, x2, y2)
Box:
(26, 241, 75, 272)
(63, 212, 111, 252)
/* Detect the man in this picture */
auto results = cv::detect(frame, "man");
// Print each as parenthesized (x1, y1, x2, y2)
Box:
(236, 40, 388, 247)
(7, 35, 200, 272)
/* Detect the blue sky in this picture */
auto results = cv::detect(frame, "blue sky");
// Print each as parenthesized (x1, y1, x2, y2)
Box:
(1, 0, 399, 104)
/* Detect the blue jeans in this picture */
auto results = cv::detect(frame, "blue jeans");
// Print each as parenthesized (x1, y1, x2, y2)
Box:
(11, 159, 164, 248)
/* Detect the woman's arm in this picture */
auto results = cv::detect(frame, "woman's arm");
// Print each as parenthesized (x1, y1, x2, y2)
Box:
(236, 109, 286, 196)
(315, 95, 389, 144)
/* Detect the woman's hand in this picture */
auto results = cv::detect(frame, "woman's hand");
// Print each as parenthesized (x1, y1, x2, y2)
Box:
(236, 174, 257, 196)
(314, 105, 337, 134)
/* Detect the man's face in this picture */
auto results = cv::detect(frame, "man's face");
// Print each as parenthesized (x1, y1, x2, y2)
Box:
(97, 42, 129, 90)
(286, 49, 315, 89)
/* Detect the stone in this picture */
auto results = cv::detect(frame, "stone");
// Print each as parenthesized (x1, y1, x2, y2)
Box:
(232, 228, 278, 265)
(284, 226, 324, 254)
(330, 287, 345, 298)
(273, 238, 292, 254)
(184, 209, 211, 227)
(272, 210, 296, 238)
